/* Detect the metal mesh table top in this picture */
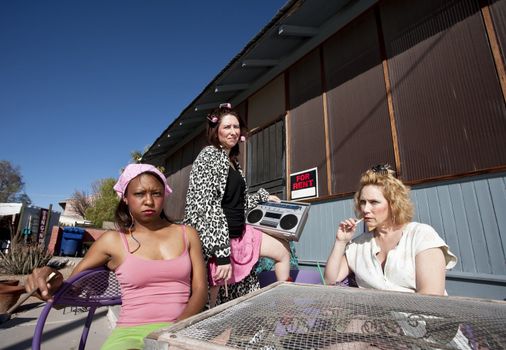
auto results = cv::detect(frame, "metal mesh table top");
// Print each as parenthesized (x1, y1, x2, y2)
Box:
(151, 283, 506, 350)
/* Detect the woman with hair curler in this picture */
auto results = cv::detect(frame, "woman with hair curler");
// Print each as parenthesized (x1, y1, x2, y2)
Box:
(184, 103, 291, 307)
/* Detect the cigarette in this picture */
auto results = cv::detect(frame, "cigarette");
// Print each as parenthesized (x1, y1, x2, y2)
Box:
(47, 272, 57, 282)
(345, 218, 363, 230)
(224, 281, 228, 298)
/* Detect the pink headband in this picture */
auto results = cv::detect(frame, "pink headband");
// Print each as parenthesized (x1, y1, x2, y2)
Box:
(113, 164, 172, 199)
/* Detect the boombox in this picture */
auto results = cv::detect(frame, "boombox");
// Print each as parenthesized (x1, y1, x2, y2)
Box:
(246, 200, 311, 241)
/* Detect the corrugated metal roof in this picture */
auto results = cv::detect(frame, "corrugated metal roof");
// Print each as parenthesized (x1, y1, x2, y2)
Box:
(0, 203, 23, 216)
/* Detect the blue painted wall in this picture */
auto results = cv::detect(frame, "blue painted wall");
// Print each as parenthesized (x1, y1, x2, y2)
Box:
(295, 172, 506, 300)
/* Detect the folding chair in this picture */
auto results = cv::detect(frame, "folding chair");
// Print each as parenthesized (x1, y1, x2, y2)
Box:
(32, 267, 121, 350)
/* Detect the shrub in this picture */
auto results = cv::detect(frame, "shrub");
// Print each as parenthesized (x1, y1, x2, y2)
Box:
(0, 243, 53, 275)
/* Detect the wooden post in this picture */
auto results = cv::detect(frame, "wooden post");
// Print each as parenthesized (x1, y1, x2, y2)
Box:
(382, 60, 401, 176)
(322, 91, 332, 195)
(284, 112, 292, 199)
(375, 6, 401, 177)
(482, 5, 506, 104)
(14, 203, 25, 239)
(43, 204, 53, 247)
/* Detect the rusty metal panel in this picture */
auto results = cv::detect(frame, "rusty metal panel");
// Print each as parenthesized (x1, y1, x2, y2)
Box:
(247, 120, 285, 198)
(235, 101, 248, 127)
(490, 0, 506, 60)
(164, 134, 206, 221)
(248, 75, 286, 130)
(289, 50, 324, 108)
(323, 10, 395, 194)
(165, 148, 183, 220)
(381, 0, 506, 181)
(288, 50, 328, 197)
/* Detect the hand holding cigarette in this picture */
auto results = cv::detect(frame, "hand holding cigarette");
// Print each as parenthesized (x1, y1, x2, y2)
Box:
(336, 218, 363, 243)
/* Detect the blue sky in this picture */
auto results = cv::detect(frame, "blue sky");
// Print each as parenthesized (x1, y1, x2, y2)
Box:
(0, 0, 286, 211)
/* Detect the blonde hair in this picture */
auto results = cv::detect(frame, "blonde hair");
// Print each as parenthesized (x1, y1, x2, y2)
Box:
(353, 166, 414, 225)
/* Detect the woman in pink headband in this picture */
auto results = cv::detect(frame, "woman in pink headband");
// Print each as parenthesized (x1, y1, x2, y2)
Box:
(26, 164, 207, 349)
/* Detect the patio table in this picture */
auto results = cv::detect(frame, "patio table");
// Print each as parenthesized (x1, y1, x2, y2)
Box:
(145, 282, 506, 350)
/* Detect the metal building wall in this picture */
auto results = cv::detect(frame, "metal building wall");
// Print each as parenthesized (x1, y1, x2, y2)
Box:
(287, 50, 329, 197)
(295, 172, 506, 300)
(247, 120, 285, 197)
(164, 132, 206, 221)
(150, 0, 506, 299)
(323, 10, 396, 195)
(380, 0, 506, 180)
(490, 0, 506, 60)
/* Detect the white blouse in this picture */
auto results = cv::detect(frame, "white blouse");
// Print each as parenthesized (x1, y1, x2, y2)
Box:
(345, 222, 457, 293)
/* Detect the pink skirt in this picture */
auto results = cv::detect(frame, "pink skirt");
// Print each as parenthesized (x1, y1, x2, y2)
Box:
(208, 225, 262, 286)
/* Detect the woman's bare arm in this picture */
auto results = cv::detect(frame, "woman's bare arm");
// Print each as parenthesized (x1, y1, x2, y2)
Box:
(25, 231, 118, 301)
(415, 247, 446, 295)
(176, 226, 208, 320)
(324, 218, 358, 285)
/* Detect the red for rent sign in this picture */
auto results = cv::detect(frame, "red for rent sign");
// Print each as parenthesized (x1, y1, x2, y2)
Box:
(290, 167, 318, 200)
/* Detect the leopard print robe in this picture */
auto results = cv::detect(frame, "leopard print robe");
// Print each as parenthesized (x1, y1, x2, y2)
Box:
(183, 145, 269, 303)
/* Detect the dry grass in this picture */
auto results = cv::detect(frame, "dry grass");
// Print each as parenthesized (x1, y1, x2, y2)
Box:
(0, 244, 53, 276)
(0, 258, 81, 307)
(0, 258, 81, 284)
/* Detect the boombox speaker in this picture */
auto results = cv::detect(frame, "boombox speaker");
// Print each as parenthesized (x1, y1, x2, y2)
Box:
(246, 200, 310, 241)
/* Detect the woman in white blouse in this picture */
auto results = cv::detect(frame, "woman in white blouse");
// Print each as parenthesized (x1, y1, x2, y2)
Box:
(324, 164, 457, 295)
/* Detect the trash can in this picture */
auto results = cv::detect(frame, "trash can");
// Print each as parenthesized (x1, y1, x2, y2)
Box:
(60, 227, 85, 256)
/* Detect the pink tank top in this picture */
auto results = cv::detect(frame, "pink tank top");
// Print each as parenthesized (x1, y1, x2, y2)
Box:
(115, 225, 191, 326)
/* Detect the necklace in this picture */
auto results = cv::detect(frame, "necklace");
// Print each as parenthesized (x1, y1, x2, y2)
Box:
(128, 228, 141, 254)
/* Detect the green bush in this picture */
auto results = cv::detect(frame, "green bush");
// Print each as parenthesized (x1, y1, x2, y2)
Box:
(85, 178, 119, 227)
(0, 243, 52, 275)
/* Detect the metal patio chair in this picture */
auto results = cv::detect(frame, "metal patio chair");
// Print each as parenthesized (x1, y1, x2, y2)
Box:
(32, 267, 121, 350)
(258, 269, 324, 287)
(258, 269, 357, 287)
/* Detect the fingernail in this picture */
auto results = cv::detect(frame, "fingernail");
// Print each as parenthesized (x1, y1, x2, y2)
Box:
(42, 291, 47, 296)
